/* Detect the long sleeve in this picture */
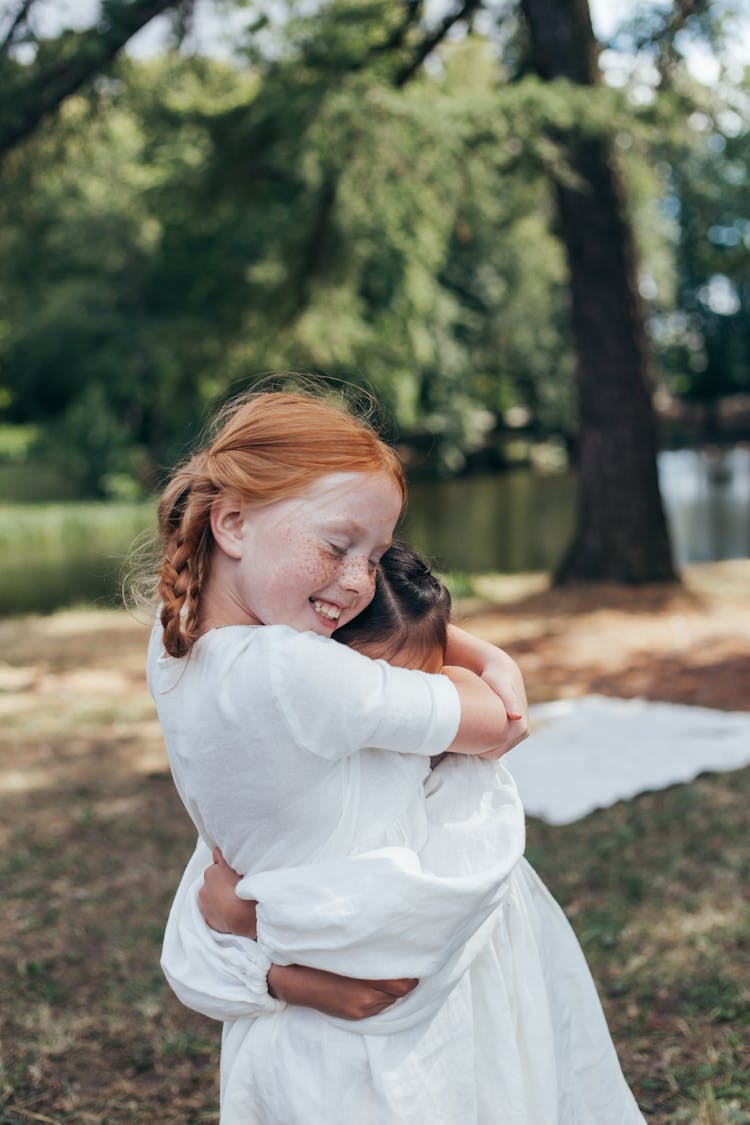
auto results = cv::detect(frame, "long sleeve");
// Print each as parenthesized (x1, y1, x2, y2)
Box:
(164, 761, 525, 1034)
(244, 760, 523, 975)
(161, 840, 286, 1021)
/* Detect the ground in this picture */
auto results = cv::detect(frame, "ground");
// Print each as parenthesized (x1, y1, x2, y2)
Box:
(459, 559, 750, 710)
(0, 560, 748, 1124)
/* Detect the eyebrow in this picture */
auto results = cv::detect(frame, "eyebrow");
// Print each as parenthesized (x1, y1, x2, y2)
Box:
(323, 518, 372, 539)
(321, 518, 393, 551)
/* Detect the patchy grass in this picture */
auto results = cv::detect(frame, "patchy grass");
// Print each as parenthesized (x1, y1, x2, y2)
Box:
(0, 563, 748, 1123)
(526, 775, 750, 1122)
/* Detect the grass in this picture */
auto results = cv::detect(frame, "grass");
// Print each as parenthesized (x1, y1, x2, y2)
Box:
(525, 777, 750, 1122)
(0, 584, 748, 1123)
(0, 502, 155, 617)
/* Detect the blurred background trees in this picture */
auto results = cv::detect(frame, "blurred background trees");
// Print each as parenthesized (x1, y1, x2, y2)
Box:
(0, 0, 747, 578)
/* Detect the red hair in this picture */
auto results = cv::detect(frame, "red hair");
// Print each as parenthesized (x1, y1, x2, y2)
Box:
(157, 390, 405, 657)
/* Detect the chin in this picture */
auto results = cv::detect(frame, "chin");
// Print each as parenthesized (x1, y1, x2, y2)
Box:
(305, 617, 335, 637)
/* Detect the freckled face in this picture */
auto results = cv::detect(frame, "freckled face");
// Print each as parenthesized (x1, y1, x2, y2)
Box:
(233, 472, 403, 636)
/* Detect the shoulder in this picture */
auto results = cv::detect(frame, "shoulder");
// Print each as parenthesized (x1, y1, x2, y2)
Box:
(259, 626, 381, 687)
(186, 625, 380, 701)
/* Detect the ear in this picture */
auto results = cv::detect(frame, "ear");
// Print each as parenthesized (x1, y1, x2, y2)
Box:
(210, 496, 246, 561)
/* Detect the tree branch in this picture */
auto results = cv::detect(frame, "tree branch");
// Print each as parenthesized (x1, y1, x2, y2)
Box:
(394, 0, 482, 87)
(0, 0, 35, 55)
(0, 0, 182, 157)
(370, 0, 423, 58)
(609, 0, 713, 56)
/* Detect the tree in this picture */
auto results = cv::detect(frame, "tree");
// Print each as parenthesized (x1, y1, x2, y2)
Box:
(518, 0, 676, 583)
(0, 0, 743, 544)
(0, 0, 186, 157)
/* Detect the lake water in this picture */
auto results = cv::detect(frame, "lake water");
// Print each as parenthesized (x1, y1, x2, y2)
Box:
(1, 447, 748, 616)
(403, 445, 750, 573)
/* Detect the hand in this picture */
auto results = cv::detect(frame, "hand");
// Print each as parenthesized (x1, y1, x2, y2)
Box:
(479, 647, 529, 755)
(445, 626, 529, 757)
(268, 963, 418, 1020)
(199, 848, 258, 939)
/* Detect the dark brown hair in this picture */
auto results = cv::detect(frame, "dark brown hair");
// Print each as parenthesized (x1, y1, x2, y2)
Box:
(334, 541, 451, 665)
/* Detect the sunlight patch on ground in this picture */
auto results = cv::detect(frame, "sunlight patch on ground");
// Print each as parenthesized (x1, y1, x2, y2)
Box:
(0, 720, 166, 795)
(646, 900, 749, 950)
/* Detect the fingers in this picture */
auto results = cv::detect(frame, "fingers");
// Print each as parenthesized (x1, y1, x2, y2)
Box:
(479, 649, 528, 726)
(498, 716, 530, 755)
(213, 847, 236, 871)
(478, 715, 529, 759)
(505, 715, 530, 750)
(210, 846, 242, 877)
(371, 977, 419, 998)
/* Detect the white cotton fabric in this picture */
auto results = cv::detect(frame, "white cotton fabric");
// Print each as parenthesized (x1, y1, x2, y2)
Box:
(148, 623, 460, 875)
(508, 695, 750, 825)
(152, 625, 646, 1124)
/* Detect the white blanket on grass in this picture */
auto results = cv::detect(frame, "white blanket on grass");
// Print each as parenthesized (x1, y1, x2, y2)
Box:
(506, 695, 750, 825)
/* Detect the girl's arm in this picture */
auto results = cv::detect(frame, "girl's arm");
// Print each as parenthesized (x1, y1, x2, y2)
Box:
(442, 666, 510, 758)
(190, 757, 525, 1034)
(161, 841, 417, 1023)
(445, 624, 528, 754)
(269, 964, 417, 1020)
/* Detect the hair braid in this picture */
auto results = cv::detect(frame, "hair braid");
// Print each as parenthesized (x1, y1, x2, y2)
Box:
(157, 461, 216, 657)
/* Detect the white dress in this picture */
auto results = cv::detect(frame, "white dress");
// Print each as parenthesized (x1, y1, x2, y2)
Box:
(150, 624, 646, 1124)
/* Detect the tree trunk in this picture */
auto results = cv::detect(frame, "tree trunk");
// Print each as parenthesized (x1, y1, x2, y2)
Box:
(519, 0, 676, 583)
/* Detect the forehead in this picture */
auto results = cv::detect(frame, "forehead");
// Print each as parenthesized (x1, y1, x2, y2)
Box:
(290, 472, 402, 523)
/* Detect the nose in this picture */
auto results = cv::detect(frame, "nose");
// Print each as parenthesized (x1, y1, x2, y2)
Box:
(340, 555, 375, 597)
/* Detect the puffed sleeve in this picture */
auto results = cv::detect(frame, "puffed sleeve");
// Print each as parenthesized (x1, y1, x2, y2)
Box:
(161, 839, 286, 1022)
(244, 760, 522, 964)
(244, 761, 524, 1032)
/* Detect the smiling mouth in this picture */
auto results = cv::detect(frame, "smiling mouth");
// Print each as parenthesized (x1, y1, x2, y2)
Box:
(310, 598, 342, 623)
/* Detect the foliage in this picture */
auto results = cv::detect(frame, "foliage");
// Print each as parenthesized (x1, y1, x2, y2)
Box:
(0, 0, 185, 154)
(0, 0, 747, 496)
(649, 79, 750, 409)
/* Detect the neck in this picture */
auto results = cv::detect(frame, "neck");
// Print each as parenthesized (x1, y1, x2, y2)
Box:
(199, 560, 258, 632)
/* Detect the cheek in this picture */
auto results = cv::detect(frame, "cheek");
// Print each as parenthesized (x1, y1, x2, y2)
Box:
(296, 543, 340, 587)
(362, 566, 377, 596)
(266, 534, 335, 596)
